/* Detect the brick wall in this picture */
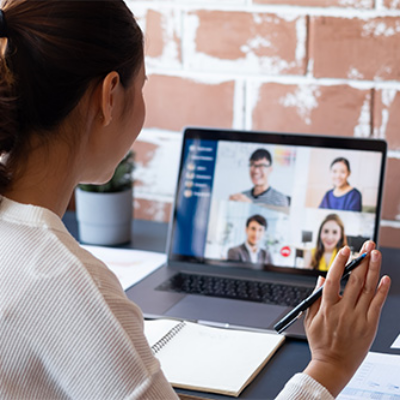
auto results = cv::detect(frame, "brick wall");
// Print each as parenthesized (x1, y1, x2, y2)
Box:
(128, 0, 400, 249)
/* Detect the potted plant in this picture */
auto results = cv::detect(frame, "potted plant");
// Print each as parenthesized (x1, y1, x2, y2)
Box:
(75, 150, 134, 245)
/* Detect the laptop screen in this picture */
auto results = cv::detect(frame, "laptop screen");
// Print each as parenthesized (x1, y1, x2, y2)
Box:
(168, 128, 387, 275)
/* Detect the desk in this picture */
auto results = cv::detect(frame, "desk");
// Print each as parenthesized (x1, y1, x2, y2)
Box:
(63, 212, 400, 400)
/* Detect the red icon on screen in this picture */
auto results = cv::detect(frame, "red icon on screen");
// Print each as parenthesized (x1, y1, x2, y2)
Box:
(280, 246, 291, 257)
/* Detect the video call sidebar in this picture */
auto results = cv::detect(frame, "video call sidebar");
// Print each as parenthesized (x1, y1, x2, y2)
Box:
(172, 139, 218, 258)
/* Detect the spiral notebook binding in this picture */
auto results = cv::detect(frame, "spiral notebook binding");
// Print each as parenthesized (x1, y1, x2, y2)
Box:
(151, 321, 186, 354)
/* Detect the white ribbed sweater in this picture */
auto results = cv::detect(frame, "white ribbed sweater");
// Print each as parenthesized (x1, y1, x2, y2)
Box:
(0, 196, 178, 399)
(0, 197, 333, 400)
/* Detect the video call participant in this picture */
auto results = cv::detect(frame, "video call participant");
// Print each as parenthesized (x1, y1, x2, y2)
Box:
(227, 214, 272, 266)
(304, 214, 348, 272)
(229, 148, 290, 207)
(319, 157, 362, 212)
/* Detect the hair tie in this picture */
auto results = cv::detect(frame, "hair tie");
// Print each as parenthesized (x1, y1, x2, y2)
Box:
(0, 10, 8, 38)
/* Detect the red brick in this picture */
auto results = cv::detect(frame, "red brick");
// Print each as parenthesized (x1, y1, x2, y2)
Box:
(379, 225, 400, 249)
(373, 89, 400, 151)
(145, 10, 164, 58)
(143, 74, 235, 131)
(132, 130, 182, 200)
(254, 0, 373, 7)
(144, 9, 182, 65)
(251, 83, 372, 137)
(310, 16, 400, 81)
(381, 158, 400, 221)
(383, 0, 400, 9)
(134, 198, 172, 223)
(187, 11, 307, 75)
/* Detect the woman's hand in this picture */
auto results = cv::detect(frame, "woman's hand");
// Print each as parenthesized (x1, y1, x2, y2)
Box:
(303, 241, 391, 397)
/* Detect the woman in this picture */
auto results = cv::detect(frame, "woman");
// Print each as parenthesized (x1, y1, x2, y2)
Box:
(305, 214, 348, 272)
(319, 157, 362, 212)
(0, 2, 390, 399)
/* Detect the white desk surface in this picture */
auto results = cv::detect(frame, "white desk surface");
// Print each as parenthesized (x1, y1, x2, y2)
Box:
(82, 244, 167, 290)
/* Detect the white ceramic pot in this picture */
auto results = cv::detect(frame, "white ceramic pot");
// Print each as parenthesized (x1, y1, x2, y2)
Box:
(75, 187, 133, 245)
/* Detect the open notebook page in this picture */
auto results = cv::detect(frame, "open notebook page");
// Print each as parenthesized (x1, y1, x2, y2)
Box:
(144, 319, 284, 397)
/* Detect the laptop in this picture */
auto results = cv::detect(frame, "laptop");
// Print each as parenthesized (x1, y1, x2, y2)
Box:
(126, 127, 387, 338)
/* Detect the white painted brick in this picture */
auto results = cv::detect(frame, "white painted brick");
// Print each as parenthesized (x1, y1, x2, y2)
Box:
(133, 129, 182, 200)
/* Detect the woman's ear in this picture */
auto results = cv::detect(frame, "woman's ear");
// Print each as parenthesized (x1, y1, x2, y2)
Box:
(99, 71, 121, 126)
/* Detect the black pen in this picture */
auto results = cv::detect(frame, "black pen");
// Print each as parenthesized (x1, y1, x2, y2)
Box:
(273, 252, 369, 334)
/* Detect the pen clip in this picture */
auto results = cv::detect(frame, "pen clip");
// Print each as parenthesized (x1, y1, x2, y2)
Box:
(276, 311, 303, 334)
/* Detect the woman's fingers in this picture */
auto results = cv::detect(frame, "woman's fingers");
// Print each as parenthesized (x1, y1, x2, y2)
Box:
(360, 240, 376, 254)
(306, 276, 325, 323)
(352, 250, 382, 310)
(367, 275, 391, 325)
(343, 242, 377, 308)
(322, 246, 351, 306)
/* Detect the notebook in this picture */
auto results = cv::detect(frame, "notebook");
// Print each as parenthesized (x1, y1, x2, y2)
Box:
(144, 318, 284, 396)
(126, 127, 387, 339)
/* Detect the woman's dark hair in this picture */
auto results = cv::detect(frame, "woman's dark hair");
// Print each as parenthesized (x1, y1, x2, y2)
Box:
(0, 0, 143, 192)
(330, 157, 351, 172)
(311, 213, 347, 270)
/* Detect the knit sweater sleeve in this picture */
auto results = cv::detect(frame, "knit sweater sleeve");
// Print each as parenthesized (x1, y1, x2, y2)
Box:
(2, 238, 179, 400)
(63, 246, 180, 400)
(275, 373, 335, 400)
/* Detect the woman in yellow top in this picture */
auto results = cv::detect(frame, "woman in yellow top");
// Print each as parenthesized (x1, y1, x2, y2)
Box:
(307, 214, 348, 271)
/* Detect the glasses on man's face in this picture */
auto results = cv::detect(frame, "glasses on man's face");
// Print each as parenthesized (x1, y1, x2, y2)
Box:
(249, 162, 271, 170)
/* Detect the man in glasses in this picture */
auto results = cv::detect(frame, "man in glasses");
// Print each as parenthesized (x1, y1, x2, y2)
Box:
(229, 148, 290, 207)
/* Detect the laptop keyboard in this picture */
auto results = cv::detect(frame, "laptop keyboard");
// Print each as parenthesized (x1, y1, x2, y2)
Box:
(156, 273, 313, 307)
